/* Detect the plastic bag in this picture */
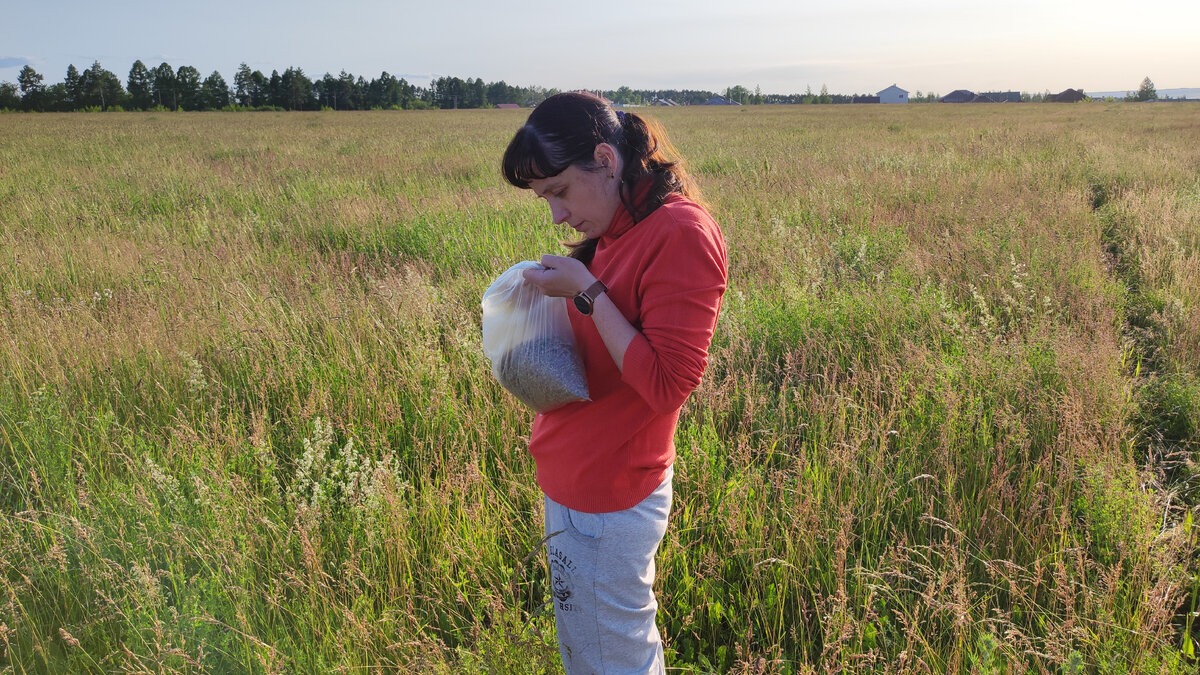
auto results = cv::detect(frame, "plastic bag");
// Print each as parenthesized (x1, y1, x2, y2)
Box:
(481, 261, 589, 411)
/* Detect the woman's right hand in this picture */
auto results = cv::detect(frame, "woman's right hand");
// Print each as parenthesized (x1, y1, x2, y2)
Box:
(523, 254, 596, 298)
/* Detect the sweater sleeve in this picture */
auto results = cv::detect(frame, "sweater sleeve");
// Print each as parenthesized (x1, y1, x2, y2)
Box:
(620, 213, 727, 414)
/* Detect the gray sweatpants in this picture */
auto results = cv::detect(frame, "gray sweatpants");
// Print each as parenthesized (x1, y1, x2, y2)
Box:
(543, 466, 673, 675)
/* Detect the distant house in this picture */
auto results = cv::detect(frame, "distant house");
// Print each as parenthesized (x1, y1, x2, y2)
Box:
(878, 85, 909, 104)
(853, 95, 881, 104)
(939, 90, 998, 103)
(982, 91, 1021, 103)
(704, 96, 741, 105)
(495, 103, 520, 109)
(1049, 88, 1088, 103)
(651, 97, 679, 106)
(939, 89, 977, 103)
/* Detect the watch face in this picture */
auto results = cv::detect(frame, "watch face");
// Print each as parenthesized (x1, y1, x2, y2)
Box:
(573, 294, 592, 315)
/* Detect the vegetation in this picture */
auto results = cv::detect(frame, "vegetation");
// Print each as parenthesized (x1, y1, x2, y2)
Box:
(5, 60, 620, 112)
(1127, 77, 1159, 102)
(0, 60, 936, 111)
(10, 61, 1169, 112)
(1, 104, 1198, 673)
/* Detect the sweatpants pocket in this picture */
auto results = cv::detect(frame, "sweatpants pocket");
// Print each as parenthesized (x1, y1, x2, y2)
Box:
(565, 507, 604, 544)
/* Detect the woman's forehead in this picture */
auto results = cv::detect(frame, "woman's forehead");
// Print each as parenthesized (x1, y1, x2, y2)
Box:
(529, 166, 582, 196)
(528, 176, 562, 197)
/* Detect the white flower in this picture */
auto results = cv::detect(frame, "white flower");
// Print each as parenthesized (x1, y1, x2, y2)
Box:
(179, 351, 208, 399)
(145, 455, 182, 509)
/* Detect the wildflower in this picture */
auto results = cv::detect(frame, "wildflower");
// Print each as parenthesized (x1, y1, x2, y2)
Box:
(290, 417, 335, 510)
(288, 417, 403, 531)
(130, 561, 164, 608)
(145, 455, 183, 509)
(191, 474, 211, 508)
(970, 283, 997, 338)
(179, 351, 208, 399)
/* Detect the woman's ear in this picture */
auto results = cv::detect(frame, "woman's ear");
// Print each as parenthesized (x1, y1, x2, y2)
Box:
(594, 143, 619, 176)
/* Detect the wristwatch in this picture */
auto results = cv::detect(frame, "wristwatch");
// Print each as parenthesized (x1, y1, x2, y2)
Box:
(573, 280, 608, 316)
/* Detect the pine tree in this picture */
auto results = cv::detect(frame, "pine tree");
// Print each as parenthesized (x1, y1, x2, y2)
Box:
(471, 78, 486, 108)
(1136, 77, 1157, 102)
(201, 71, 230, 109)
(268, 70, 283, 108)
(79, 61, 125, 110)
(279, 67, 314, 110)
(127, 60, 153, 110)
(175, 66, 202, 110)
(64, 65, 81, 109)
(338, 71, 358, 110)
(17, 65, 44, 110)
(249, 70, 268, 107)
(152, 63, 176, 109)
(233, 63, 254, 107)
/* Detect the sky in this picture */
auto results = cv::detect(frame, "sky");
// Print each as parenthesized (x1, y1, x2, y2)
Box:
(2, 0, 1197, 96)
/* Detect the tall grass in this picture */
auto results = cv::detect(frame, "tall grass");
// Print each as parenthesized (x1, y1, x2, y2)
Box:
(1, 104, 1197, 673)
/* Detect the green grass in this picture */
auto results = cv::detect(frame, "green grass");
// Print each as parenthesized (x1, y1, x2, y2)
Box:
(1, 104, 1198, 673)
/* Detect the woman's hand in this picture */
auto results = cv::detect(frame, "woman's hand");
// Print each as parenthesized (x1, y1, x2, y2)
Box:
(522, 254, 596, 298)
(524, 253, 637, 370)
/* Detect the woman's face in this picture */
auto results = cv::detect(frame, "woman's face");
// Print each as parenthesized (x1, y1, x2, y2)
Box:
(528, 160, 621, 240)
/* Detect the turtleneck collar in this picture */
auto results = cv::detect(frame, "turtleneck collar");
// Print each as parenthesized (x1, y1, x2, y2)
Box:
(600, 177, 657, 243)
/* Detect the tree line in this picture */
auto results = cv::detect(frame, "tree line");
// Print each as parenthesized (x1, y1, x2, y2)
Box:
(0, 60, 925, 112)
(0, 61, 578, 112)
(0, 60, 1166, 112)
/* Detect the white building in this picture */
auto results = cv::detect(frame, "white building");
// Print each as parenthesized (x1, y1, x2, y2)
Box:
(878, 85, 909, 104)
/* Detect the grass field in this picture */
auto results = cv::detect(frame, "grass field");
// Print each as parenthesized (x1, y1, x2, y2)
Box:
(1, 103, 1198, 673)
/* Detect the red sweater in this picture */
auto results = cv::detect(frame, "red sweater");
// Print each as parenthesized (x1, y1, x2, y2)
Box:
(530, 193, 727, 512)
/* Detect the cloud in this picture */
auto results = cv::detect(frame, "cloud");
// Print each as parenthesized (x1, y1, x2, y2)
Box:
(0, 57, 32, 69)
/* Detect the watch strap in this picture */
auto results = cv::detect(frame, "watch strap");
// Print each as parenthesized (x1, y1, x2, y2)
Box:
(574, 280, 608, 315)
(582, 280, 608, 302)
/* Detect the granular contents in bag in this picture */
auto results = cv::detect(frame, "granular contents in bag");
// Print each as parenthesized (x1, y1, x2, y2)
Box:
(496, 336, 589, 411)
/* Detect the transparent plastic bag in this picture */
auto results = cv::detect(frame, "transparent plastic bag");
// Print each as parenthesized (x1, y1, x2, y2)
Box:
(481, 261, 589, 412)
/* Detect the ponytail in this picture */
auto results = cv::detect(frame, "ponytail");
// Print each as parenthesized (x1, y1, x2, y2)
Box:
(614, 110, 705, 222)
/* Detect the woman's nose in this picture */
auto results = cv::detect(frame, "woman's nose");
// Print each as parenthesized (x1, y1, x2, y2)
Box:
(550, 202, 568, 224)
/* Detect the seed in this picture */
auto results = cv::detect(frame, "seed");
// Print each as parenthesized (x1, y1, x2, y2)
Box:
(496, 336, 589, 411)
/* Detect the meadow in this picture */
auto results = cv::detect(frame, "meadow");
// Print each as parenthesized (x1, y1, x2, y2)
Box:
(1, 102, 1198, 673)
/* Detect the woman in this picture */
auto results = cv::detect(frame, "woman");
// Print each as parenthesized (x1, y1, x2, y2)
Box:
(502, 92, 727, 674)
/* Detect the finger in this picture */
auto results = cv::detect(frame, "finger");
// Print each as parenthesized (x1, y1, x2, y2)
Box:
(521, 268, 542, 285)
(541, 254, 568, 268)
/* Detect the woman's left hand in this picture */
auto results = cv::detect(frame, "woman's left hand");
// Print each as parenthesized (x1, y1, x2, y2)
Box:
(522, 254, 595, 298)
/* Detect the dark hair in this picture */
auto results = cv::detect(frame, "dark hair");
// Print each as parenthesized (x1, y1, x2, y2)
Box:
(502, 91, 703, 263)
